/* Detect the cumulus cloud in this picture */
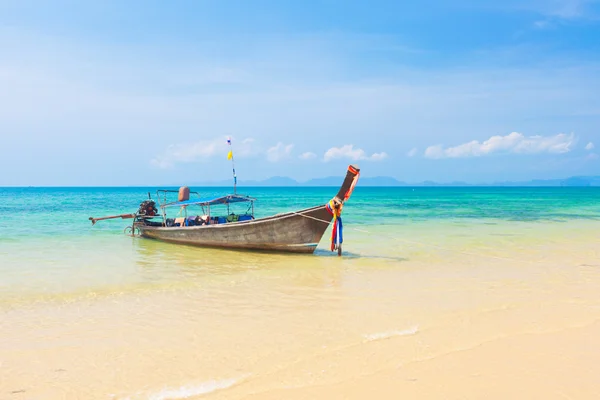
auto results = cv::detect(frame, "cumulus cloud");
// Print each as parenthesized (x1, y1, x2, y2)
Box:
(585, 142, 595, 151)
(266, 142, 294, 162)
(324, 144, 388, 162)
(370, 152, 389, 161)
(424, 132, 576, 159)
(151, 137, 256, 168)
(299, 151, 317, 160)
(234, 138, 260, 157)
(151, 140, 219, 169)
(407, 148, 418, 157)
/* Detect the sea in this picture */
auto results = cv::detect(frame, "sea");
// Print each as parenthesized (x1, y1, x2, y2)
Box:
(1, 186, 599, 399)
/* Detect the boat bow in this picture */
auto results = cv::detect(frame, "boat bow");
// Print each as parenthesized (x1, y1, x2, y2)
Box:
(325, 165, 360, 255)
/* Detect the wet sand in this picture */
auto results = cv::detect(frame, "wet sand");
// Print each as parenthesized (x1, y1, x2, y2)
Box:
(238, 321, 600, 400)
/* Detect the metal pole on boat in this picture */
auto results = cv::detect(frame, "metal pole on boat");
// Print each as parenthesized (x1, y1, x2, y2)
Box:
(227, 137, 237, 194)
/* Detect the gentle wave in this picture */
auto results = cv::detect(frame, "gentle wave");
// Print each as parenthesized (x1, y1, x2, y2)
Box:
(121, 377, 242, 400)
(364, 326, 419, 341)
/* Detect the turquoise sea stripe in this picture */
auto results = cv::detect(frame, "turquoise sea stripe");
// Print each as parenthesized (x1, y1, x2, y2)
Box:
(1, 186, 599, 303)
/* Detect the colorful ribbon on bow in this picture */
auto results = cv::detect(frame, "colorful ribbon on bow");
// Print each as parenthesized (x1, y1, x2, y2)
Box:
(325, 165, 360, 255)
(326, 199, 343, 252)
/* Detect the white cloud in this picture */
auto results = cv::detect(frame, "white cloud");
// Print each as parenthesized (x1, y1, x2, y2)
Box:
(266, 142, 294, 162)
(151, 137, 256, 168)
(151, 140, 219, 169)
(407, 148, 418, 157)
(370, 152, 389, 161)
(299, 151, 317, 160)
(585, 142, 595, 151)
(424, 145, 445, 159)
(233, 138, 260, 158)
(323, 144, 388, 162)
(424, 132, 576, 159)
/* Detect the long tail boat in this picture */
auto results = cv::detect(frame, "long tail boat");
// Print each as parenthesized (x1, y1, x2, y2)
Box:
(90, 165, 360, 255)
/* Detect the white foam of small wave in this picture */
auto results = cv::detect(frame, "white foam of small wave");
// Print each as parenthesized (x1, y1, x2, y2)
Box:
(121, 377, 242, 400)
(364, 326, 419, 342)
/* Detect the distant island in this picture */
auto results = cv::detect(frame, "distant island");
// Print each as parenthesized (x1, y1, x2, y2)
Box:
(186, 175, 600, 187)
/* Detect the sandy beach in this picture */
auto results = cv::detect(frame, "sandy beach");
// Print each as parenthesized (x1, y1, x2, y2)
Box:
(2, 214, 599, 399)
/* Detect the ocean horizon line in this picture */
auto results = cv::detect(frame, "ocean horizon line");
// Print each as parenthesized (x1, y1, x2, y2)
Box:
(2, 174, 599, 188)
(3, 184, 600, 189)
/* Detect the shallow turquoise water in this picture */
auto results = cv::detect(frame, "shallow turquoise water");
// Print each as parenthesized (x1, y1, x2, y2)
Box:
(1, 186, 599, 303)
(2, 186, 599, 236)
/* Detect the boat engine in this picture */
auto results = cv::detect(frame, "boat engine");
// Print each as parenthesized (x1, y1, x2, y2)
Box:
(138, 200, 158, 216)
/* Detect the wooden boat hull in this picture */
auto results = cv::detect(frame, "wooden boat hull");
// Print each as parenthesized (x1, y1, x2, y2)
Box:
(135, 205, 333, 254)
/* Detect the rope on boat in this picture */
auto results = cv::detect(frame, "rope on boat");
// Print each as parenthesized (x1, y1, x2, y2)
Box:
(292, 211, 540, 265)
(291, 211, 335, 224)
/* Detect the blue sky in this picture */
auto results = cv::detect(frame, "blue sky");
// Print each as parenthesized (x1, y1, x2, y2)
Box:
(1, 0, 599, 185)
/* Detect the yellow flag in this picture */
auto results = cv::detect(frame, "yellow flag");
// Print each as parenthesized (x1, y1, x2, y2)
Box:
(227, 150, 233, 160)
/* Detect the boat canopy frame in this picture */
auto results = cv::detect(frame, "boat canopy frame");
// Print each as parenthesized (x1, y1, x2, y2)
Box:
(155, 190, 256, 225)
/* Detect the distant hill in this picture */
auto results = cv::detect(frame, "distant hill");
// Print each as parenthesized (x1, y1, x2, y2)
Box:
(345, 176, 407, 186)
(252, 176, 299, 186)
(560, 176, 600, 187)
(303, 176, 406, 186)
(185, 175, 600, 187)
(191, 176, 406, 187)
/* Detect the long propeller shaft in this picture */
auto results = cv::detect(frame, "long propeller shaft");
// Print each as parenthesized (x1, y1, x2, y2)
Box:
(89, 213, 135, 225)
